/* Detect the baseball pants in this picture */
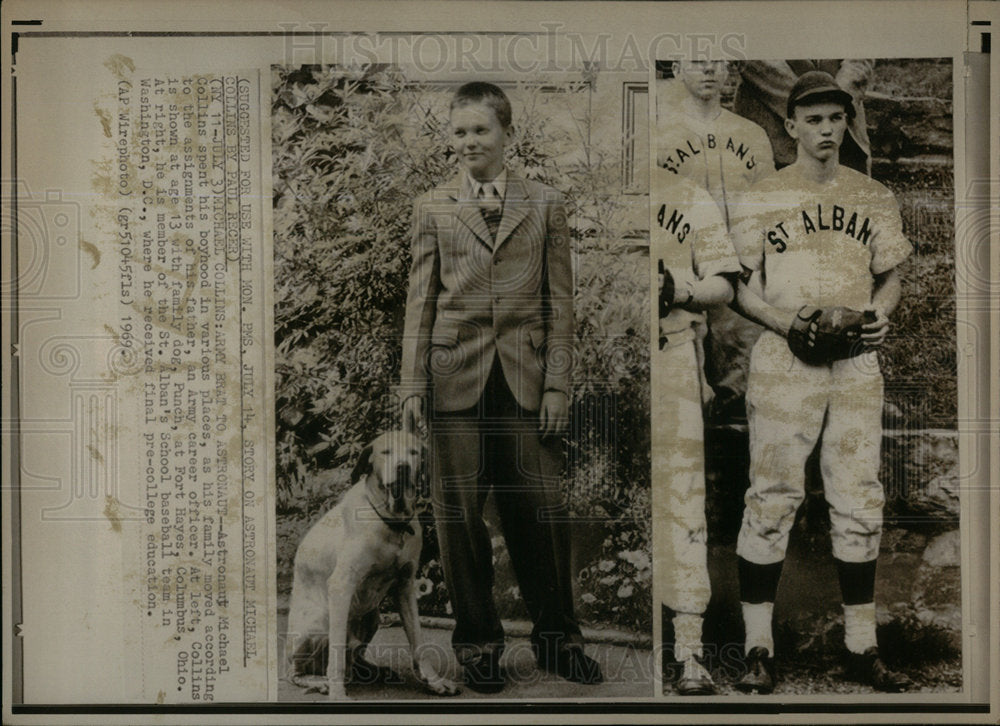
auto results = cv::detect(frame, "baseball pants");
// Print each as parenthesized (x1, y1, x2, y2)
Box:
(737, 331, 885, 565)
(652, 331, 711, 615)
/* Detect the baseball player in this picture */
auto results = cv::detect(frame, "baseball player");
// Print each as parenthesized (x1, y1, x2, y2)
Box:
(656, 59, 776, 420)
(729, 71, 912, 693)
(650, 171, 740, 695)
(657, 60, 775, 226)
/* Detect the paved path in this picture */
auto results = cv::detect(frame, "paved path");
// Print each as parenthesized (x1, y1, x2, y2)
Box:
(278, 616, 654, 701)
(277, 612, 960, 700)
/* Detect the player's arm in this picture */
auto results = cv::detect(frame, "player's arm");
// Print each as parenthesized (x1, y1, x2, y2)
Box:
(685, 271, 735, 309)
(680, 197, 740, 310)
(861, 267, 902, 348)
(733, 269, 797, 337)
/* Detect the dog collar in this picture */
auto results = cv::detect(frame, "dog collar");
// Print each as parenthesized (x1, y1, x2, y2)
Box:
(364, 479, 416, 536)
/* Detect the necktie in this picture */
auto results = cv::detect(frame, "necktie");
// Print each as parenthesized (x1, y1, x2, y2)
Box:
(477, 183, 502, 240)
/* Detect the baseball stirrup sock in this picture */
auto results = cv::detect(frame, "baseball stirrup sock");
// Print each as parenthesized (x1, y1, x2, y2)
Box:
(741, 601, 774, 656)
(836, 558, 877, 605)
(843, 602, 877, 654)
(738, 557, 784, 603)
(672, 613, 704, 661)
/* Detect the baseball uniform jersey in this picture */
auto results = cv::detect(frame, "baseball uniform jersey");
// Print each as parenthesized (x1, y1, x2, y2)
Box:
(731, 164, 911, 565)
(656, 101, 775, 228)
(731, 165, 911, 309)
(650, 172, 740, 614)
(656, 82, 776, 409)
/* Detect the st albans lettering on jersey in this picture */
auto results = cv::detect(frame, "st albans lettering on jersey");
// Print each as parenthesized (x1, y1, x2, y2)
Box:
(655, 108, 774, 224)
(656, 202, 693, 244)
(766, 203, 875, 253)
(661, 132, 762, 175)
(731, 165, 911, 311)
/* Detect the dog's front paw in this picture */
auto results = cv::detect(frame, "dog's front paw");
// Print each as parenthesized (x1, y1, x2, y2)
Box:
(429, 676, 461, 696)
(416, 661, 461, 696)
(290, 674, 330, 696)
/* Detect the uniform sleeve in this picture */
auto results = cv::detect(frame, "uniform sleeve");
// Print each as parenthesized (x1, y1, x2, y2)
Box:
(869, 187, 912, 274)
(727, 190, 765, 271)
(750, 124, 776, 183)
(691, 196, 740, 279)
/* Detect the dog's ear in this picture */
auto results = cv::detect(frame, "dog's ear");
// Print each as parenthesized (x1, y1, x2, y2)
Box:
(350, 443, 374, 484)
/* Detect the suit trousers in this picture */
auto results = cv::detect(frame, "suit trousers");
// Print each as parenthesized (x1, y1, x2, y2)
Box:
(430, 359, 581, 664)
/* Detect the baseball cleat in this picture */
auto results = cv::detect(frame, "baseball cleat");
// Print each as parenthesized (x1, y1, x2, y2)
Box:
(676, 655, 717, 695)
(735, 646, 776, 694)
(844, 647, 913, 692)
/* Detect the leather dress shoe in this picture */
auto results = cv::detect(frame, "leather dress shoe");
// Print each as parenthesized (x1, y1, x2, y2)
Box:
(463, 650, 505, 694)
(845, 647, 912, 692)
(735, 646, 776, 694)
(538, 645, 603, 685)
(676, 655, 716, 695)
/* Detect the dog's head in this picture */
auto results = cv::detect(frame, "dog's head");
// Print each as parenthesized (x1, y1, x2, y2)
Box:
(351, 430, 428, 519)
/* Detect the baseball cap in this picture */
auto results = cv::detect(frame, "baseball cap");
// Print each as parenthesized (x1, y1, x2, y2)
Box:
(786, 70, 856, 119)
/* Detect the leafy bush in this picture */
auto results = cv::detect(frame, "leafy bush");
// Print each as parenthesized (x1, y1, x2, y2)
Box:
(575, 484, 653, 632)
(273, 65, 453, 497)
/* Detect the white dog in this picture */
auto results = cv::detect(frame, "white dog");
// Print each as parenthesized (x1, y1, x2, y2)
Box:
(285, 430, 460, 699)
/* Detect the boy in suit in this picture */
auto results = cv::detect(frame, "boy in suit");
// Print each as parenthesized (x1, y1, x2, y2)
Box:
(400, 82, 602, 693)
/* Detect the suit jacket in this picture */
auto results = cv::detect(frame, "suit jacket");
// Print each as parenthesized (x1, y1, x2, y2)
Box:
(400, 171, 574, 413)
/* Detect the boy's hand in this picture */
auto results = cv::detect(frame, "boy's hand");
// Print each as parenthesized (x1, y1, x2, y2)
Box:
(539, 391, 569, 438)
(861, 307, 890, 349)
(402, 395, 427, 436)
(670, 268, 696, 307)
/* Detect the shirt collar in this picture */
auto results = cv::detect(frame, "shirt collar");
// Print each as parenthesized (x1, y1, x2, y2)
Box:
(465, 168, 507, 201)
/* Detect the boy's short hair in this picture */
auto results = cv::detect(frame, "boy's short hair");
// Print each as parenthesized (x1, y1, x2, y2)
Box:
(450, 81, 512, 128)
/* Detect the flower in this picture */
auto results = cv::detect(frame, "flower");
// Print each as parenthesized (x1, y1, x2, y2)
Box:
(617, 584, 634, 598)
(618, 549, 650, 572)
(415, 577, 434, 599)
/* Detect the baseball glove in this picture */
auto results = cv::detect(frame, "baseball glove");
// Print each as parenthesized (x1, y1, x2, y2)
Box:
(787, 306, 876, 365)
(657, 259, 675, 320)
